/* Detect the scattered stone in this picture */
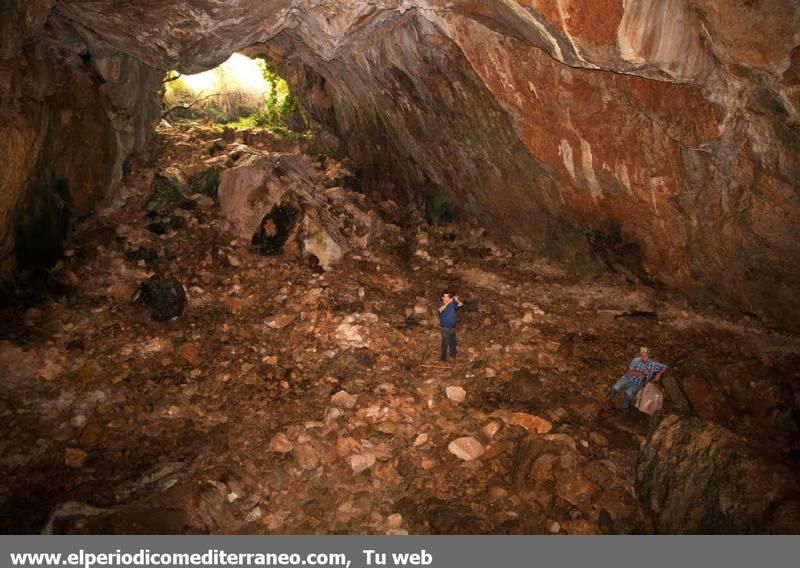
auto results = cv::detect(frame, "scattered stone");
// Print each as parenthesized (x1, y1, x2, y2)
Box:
(493, 411, 552, 434)
(267, 313, 296, 329)
(488, 486, 508, 500)
(562, 520, 601, 535)
(64, 448, 88, 468)
(294, 444, 319, 470)
(77, 361, 101, 381)
(413, 433, 429, 447)
(264, 512, 286, 531)
(481, 421, 501, 439)
(331, 390, 358, 409)
(448, 437, 485, 461)
(335, 323, 366, 347)
(110, 282, 138, 303)
(374, 422, 398, 434)
(70, 415, 88, 429)
(485, 368, 497, 378)
(177, 342, 200, 365)
(245, 507, 263, 523)
(555, 474, 598, 506)
(221, 297, 243, 314)
(349, 453, 376, 473)
(445, 386, 466, 403)
(269, 433, 294, 454)
(337, 437, 360, 457)
(325, 407, 343, 421)
(589, 432, 608, 447)
(386, 513, 403, 529)
(78, 422, 105, 448)
(38, 358, 63, 381)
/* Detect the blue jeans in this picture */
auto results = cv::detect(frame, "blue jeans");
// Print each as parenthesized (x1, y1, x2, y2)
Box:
(608, 377, 640, 409)
(440, 327, 457, 361)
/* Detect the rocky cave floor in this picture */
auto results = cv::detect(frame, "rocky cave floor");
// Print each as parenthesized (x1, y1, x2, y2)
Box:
(1, 124, 799, 534)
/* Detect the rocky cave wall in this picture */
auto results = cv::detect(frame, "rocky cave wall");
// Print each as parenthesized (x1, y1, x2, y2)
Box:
(1, 0, 799, 327)
(1, 0, 162, 290)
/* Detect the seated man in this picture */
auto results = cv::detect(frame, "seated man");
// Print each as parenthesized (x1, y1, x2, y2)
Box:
(608, 346, 668, 409)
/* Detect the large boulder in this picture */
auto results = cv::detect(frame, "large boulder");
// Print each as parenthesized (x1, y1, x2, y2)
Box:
(636, 414, 800, 534)
(513, 433, 601, 514)
(136, 276, 187, 321)
(188, 166, 222, 200)
(42, 465, 236, 534)
(218, 152, 352, 269)
(146, 167, 190, 214)
(217, 153, 319, 233)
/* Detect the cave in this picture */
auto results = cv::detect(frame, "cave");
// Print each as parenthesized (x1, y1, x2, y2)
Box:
(1, 1, 799, 535)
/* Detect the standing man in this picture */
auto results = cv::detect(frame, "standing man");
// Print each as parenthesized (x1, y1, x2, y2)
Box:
(438, 291, 464, 363)
(607, 346, 668, 409)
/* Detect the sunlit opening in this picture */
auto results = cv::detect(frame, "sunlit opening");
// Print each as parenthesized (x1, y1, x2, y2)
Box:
(161, 53, 301, 131)
(180, 53, 269, 97)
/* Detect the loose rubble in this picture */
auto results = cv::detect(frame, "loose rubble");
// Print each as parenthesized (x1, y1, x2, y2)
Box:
(448, 437, 485, 461)
(0, 122, 797, 534)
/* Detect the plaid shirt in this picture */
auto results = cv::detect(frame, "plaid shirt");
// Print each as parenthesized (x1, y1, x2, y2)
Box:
(621, 356, 667, 390)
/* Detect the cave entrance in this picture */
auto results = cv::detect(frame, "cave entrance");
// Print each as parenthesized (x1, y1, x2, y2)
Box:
(161, 53, 303, 132)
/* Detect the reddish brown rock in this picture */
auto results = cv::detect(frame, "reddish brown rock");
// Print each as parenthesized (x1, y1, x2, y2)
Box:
(64, 448, 88, 468)
(681, 375, 718, 421)
(1, 1, 799, 325)
(561, 520, 602, 535)
(448, 437, 485, 461)
(493, 411, 553, 434)
(555, 473, 599, 506)
(269, 433, 294, 454)
(637, 414, 800, 534)
(177, 343, 201, 366)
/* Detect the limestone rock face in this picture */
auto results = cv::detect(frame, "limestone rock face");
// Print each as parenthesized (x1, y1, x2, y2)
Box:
(3, 1, 799, 326)
(0, 9, 161, 296)
(636, 414, 800, 534)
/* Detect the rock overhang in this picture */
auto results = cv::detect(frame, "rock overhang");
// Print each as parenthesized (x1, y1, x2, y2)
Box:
(1, 0, 799, 327)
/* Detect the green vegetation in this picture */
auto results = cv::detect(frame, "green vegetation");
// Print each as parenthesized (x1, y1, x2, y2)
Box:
(256, 59, 299, 126)
(161, 54, 303, 131)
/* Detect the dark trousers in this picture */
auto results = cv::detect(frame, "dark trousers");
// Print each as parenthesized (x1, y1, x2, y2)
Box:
(440, 327, 457, 361)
